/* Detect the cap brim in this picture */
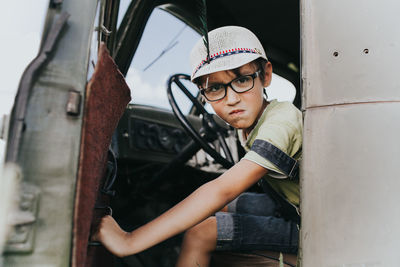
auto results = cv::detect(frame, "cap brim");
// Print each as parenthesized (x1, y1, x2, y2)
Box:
(191, 53, 264, 81)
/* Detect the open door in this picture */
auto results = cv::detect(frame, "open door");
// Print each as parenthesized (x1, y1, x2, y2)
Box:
(72, 43, 131, 267)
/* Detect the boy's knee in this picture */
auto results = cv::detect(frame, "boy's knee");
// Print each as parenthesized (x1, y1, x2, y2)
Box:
(183, 217, 217, 248)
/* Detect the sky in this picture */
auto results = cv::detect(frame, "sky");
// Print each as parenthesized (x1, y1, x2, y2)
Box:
(0, 1, 48, 116)
(0, 1, 48, 161)
(0, 1, 295, 161)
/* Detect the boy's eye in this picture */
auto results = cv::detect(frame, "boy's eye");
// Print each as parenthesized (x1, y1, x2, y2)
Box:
(235, 76, 251, 84)
(206, 84, 224, 92)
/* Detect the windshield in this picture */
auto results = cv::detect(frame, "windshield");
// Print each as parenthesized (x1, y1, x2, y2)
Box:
(125, 8, 200, 113)
(124, 8, 296, 114)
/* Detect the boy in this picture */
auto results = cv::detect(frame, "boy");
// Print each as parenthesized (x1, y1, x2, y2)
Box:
(94, 26, 302, 267)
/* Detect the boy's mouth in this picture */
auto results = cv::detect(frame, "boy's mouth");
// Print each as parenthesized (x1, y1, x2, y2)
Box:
(229, 109, 244, 115)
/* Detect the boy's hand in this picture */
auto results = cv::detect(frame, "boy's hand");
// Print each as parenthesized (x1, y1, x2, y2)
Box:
(92, 215, 132, 257)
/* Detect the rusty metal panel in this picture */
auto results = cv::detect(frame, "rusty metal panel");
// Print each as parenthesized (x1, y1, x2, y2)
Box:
(302, 0, 400, 109)
(301, 103, 400, 266)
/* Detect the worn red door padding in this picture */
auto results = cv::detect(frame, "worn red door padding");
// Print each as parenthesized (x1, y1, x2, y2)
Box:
(72, 43, 131, 267)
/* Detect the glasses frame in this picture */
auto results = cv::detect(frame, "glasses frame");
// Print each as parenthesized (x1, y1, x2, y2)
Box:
(200, 70, 261, 102)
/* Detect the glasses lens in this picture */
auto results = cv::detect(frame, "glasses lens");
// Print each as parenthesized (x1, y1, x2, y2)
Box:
(204, 85, 225, 101)
(231, 75, 254, 92)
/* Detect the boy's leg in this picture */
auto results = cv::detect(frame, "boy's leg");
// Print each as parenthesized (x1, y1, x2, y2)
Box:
(215, 212, 298, 253)
(227, 192, 277, 216)
(176, 192, 297, 266)
(216, 192, 298, 253)
(176, 217, 217, 267)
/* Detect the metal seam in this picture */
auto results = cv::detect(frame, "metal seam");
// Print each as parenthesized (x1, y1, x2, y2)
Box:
(306, 100, 400, 110)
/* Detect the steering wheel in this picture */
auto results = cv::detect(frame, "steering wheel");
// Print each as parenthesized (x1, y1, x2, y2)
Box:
(167, 74, 235, 169)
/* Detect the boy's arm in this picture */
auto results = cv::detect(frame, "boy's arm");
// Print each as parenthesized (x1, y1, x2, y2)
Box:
(94, 159, 267, 257)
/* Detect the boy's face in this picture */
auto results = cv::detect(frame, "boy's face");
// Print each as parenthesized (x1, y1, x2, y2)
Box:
(201, 61, 272, 130)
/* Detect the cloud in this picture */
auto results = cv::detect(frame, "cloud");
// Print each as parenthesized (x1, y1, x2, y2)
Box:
(125, 68, 171, 110)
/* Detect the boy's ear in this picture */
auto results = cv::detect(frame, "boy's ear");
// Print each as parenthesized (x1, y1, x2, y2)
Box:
(262, 62, 273, 87)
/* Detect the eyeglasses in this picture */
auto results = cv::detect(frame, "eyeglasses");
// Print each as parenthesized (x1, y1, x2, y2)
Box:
(200, 71, 261, 102)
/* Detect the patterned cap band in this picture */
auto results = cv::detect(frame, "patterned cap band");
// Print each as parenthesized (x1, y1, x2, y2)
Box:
(192, 48, 260, 78)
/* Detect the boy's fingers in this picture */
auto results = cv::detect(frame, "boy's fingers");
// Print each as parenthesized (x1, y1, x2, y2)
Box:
(90, 215, 113, 242)
(90, 231, 99, 242)
(90, 223, 102, 242)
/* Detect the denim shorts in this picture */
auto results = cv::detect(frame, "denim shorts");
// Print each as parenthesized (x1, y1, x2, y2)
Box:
(215, 192, 298, 254)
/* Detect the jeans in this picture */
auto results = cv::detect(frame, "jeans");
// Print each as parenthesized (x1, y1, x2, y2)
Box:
(215, 192, 298, 254)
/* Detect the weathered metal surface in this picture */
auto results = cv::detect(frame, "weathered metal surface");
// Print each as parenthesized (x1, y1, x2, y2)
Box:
(4, 183, 40, 253)
(3, 0, 99, 266)
(302, 103, 400, 266)
(302, 0, 400, 109)
(301, 0, 400, 266)
(66, 90, 82, 116)
(5, 12, 69, 164)
(0, 115, 10, 142)
(0, 164, 21, 254)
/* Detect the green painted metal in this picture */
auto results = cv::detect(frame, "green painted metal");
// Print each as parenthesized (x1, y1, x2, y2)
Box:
(3, 0, 99, 266)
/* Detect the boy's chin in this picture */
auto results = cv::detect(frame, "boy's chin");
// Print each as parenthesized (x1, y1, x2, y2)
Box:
(228, 120, 252, 130)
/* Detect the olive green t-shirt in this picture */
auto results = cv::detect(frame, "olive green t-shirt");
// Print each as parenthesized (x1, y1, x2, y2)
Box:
(239, 100, 303, 206)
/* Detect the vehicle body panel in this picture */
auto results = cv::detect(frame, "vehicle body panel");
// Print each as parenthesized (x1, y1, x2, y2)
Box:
(3, 1, 98, 265)
(301, 0, 400, 266)
(5, 0, 399, 266)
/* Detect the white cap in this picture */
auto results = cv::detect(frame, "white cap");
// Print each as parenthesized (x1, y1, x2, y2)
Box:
(190, 26, 268, 81)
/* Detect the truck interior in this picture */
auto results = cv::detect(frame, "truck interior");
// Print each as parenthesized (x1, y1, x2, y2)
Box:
(2, 0, 300, 266)
(95, 1, 300, 266)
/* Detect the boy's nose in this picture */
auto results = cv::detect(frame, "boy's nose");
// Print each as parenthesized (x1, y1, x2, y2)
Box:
(225, 86, 240, 105)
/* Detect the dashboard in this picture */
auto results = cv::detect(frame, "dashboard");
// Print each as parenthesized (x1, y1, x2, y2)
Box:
(114, 104, 202, 163)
